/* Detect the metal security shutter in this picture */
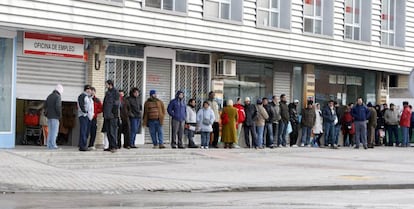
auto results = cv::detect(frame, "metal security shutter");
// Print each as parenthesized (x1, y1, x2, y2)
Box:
(175, 65, 209, 110)
(274, 71, 291, 101)
(16, 56, 86, 102)
(145, 57, 172, 144)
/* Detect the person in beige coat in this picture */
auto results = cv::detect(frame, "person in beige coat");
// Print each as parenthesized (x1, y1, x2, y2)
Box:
(255, 99, 269, 149)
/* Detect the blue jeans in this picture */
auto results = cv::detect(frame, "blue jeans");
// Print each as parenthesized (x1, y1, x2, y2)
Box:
(130, 118, 141, 146)
(387, 125, 399, 146)
(88, 118, 97, 147)
(323, 122, 335, 146)
(334, 125, 341, 145)
(301, 126, 312, 145)
(402, 126, 410, 146)
(264, 123, 274, 147)
(148, 119, 163, 145)
(278, 121, 288, 146)
(201, 132, 210, 147)
(78, 116, 90, 150)
(47, 119, 59, 149)
(256, 126, 265, 148)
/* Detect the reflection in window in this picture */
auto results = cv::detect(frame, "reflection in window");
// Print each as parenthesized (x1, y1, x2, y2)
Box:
(303, 0, 333, 36)
(381, 0, 405, 47)
(145, 0, 187, 13)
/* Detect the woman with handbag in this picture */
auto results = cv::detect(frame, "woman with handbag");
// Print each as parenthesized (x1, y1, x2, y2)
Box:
(197, 101, 215, 149)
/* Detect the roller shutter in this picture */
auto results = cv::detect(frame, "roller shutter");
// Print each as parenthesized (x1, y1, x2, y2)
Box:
(273, 71, 291, 101)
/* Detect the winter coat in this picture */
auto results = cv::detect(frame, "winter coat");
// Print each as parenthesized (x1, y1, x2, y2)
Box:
(263, 104, 274, 124)
(341, 111, 355, 135)
(208, 99, 220, 122)
(233, 103, 246, 125)
(186, 105, 197, 124)
(103, 87, 120, 119)
(77, 92, 94, 120)
(313, 108, 323, 134)
(126, 93, 142, 119)
(288, 103, 299, 124)
(301, 107, 316, 128)
(367, 107, 377, 128)
(270, 101, 281, 123)
(221, 106, 238, 143)
(119, 96, 131, 121)
(92, 96, 103, 120)
(143, 97, 166, 126)
(384, 109, 399, 125)
(255, 104, 269, 127)
(279, 101, 289, 123)
(167, 91, 186, 122)
(400, 106, 412, 128)
(45, 90, 62, 120)
(196, 107, 215, 132)
(243, 103, 257, 126)
(322, 106, 337, 124)
(351, 104, 370, 122)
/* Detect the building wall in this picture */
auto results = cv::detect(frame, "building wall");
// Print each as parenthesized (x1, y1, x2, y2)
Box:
(0, 0, 413, 74)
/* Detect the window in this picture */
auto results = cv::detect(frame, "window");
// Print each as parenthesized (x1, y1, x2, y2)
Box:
(257, 0, 291, 29)
(303, 0, 333, 36)
(344, 0, 371, 42)
(381, 0, 405, 47)
(204, 0, 243, 22)
(144, 0, 187, 13)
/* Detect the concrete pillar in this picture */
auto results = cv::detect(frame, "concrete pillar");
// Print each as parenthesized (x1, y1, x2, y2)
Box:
(302, 64, 315, 108)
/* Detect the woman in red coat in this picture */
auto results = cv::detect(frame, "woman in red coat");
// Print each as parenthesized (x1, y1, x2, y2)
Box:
(233, 97, 246, 145)
(341, 105, 355, 147)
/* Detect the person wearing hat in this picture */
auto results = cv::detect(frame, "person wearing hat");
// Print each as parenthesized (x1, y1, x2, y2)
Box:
(44, 84, 63, 149)
(143, 89, 166, 149)
(77, 84, 94, 151)
(367, 102, 377, 148)
(301, 101, 316, 147)
(103, 80, 120, 153)
(351, 97, 371, 149)
(243, 97, 257, 148)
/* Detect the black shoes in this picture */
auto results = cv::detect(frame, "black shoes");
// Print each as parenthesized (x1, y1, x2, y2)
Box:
(79, 148, 89, 151)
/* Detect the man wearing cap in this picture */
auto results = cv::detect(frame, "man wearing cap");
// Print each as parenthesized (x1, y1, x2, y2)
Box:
(44, 84, 63, 149)
(278, 94, 289, 147)
(143, 90, 166, 149)
(77, 84, 94, 151)
(103, 80, 120, 153)
(243, 97, 257, 148)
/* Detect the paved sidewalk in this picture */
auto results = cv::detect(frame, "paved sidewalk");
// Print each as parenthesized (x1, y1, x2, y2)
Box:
(1, 146, 414, 193)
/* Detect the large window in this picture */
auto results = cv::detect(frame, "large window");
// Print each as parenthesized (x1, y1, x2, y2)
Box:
(381, 0, 405, 47)
(144, 0, 187, 13)
(303, 0, 333, 36)
(257, 0, 291, 29)
(204, 0, 243, 22)
(344, 0, 371, 42)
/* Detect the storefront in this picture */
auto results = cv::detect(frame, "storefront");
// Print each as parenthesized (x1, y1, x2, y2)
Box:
(0, 29, 16, 148)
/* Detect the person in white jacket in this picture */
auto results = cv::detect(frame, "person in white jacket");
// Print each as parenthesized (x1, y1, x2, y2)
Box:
(312, 103, 323, 147)
(197, 101, 215, 149)
(185, 99, 198, 148)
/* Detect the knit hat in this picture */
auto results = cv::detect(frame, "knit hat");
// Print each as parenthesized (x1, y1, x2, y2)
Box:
(149, 90, 156, 96)
(294, 99, 299, 103)
(55, 84, 63, 95)
(367, 102, 373, 107)
(256, 99, 262, 104)
(245, 97, 251, 102)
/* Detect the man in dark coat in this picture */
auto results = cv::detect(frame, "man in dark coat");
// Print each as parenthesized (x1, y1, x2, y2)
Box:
(288, 100, 299, 147)
(322, 100, 338, 149)
(301, 101, 316, 146)
(167, 90, 186, 149)
(45, 84, 63, 149)
(126, 87, 142, 148)
(117, 90, 131, 149)
(103, 80, 120, 153)
(243, 97, 257, 148)
(278, 94, 289, 147)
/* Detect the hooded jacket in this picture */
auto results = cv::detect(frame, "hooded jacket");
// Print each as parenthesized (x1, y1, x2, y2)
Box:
(126, 90, 142, 118)
(167, 91, 186, 122)
(45, 90, 62, 120)
(103, 87, 120, 119)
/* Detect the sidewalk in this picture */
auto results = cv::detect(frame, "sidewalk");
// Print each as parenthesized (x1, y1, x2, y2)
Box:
(1, 146, 414, 193)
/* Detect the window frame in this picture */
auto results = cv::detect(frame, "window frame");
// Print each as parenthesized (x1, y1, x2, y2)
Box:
(257, 0, 281, 28)
(381, 0, 396, 47)
(344, 0, 362, 41)
(303, 0, 324, 35)
(143, 0, 188, 14)
(203, 0, 243, 24)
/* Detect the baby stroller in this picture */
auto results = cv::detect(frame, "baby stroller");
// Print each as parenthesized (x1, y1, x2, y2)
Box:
(22, 109, 42, 145)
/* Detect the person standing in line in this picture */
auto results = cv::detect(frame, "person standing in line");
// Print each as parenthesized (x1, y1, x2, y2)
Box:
(341, 105, 355, 147)
(351, 97, 371, 149)
(243, 97, 257, 148)
(197, 101, 215, 149)
(400, 101, 411, 147)
(117, 90, 131, 149)
(262, 98, 274, 148)
(255, 99, 269, 149)
(77, 84, 94, 151)
(126, 87, 142, 149)
(312, 103, 323, 147)
(233, 97, 245, 148)
(270, 96, 281, 146)
(333, 102, 344, 146)
(143, 90, 166, 149)
(409, 105, 414, 142)
(322, 100, 337, 149)
(103, 80, 120, 153)
(375, 104, 385, 146)
(381, 103, 389, 145)
(278, 94, 289, 147)
(44, 84, 63, 150)
(185, 98, 198, 148)
(367, 102, 377, 148)
(288, 100, 299, 147)
(39, 107, 48, 146)
(221, 100, 238, 149)
(207, 91, 220, 148)
(384, 103, 400, 146)
(88, 87, 103, 150)
(301, 101, 316, 147)
(167, 90, 186, 149)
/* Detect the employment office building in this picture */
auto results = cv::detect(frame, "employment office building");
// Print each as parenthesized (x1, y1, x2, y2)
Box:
(0, 0, 413, 148)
